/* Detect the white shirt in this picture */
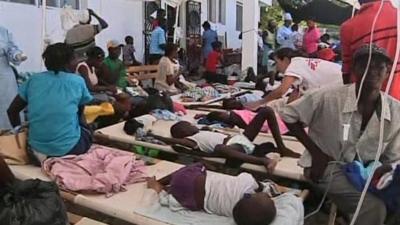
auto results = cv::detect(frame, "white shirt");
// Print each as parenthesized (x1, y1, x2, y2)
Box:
(187, 131, 227, 153)
(277, 26, 294, 49)
(285, 57, 342, 93)
(155, 56, 179, 93)
(204, 172, 259, 216)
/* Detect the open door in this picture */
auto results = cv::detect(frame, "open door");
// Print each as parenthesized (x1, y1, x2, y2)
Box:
(186, 0, 201, 73)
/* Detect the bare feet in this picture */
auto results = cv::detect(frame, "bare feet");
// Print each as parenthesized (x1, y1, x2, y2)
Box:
(279, 147, 301, 158)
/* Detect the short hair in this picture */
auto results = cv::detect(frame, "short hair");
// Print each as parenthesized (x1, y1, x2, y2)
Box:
(206, 111, 225, 121)
(87, 46, 105, 59)
(274, 48, 304, 61)
(42, 43, 74, 74)
(353, 54, 392, 76)
(320, 33, 330, 41)
(165, 44, 179, 57)
(125, 36, 133, 43)
(212, 41, 222, 50)
(291, 24, 299, 32)
(233, 195, 277, 225)
(170, 121, 192, 138)
(202, 21, 211, 29)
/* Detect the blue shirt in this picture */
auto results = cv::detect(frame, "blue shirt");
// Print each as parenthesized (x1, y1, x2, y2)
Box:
(150, 27, 166, 55)
(18, 71, 93, 156)
(202, 29, 218, 60)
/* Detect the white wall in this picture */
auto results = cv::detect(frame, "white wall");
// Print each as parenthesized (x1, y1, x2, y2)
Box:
(0, 0, 144, 73)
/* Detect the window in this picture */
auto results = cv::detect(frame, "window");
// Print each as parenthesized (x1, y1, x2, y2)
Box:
(39, 0, 81, 9)
(218, 0, 225, 25)
(208, 0, 217, 23)
(0, 0, 35, 5)
(236, 3, 242, 31)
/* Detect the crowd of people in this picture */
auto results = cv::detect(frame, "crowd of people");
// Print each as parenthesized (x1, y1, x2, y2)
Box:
(0, 0, 400, 225)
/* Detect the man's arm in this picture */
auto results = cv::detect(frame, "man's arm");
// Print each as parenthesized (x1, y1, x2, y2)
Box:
(245, 76, 297, 110)
(88, 9, 108, 30)
(7, 95, 27, 128)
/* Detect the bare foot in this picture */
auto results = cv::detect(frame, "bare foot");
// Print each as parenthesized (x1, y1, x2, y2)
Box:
(280, 147, 301, 158)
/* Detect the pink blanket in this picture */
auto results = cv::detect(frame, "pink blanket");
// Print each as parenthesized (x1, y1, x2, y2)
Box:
(43, 145, 147, 197)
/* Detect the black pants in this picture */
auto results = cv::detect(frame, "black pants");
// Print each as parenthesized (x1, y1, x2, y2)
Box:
(204, 71, 227, 84)
(149, 54, 163, 65)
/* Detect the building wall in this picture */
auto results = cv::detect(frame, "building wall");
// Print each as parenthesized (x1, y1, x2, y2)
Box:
(0, 0, 144, 72)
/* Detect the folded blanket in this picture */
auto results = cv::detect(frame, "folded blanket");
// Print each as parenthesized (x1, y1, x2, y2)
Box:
(43, 145, 147, 197)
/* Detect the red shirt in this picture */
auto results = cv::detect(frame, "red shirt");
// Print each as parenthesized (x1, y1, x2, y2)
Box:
(341, 1, 400, 99)
(206, 51, 221, 73)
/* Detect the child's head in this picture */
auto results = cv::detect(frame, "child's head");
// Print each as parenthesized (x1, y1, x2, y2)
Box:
(206, 111, 230, 124)
(291, 23, 299, 32)
(222, 98, 243, 110)
(171, 121, 199, 138)
(320, 33, 330, 43)
(233, 192, 277, 225)
(212, 41, 222, 52)
(125, 36, 134, 45)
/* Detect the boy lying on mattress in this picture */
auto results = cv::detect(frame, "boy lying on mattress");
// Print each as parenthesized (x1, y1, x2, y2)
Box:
(146, 163, 304, 225)
(149, 107, 299, 172)
(195, 106, 300, 159)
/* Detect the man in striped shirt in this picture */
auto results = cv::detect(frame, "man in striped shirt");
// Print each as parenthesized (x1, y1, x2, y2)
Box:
(340, 0, 400, 99)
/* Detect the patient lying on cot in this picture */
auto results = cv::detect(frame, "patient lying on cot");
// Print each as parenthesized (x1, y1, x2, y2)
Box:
(195, 107, 300, 158)
(147, 163, 279, 225)
(149, 107, 288, 172)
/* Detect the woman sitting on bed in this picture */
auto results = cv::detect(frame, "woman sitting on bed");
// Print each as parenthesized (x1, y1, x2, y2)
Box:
(7, 43, 93, 158)
(149, 107, 292, 172)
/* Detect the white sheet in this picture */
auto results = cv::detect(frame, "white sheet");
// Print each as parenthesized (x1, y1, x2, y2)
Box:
(96, 112, 306, 181)
(137, 189, 304, 225)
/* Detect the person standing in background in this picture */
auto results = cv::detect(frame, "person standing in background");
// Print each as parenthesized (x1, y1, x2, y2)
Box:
(340, 0, 400, 100)
(149, 19, 167, 65)
(65, 9, 108, 61)
(0, 26, 27, 129)
(123, 36, 142, 67)
(202, 21, 218, 65)
(276, 13, 294, 49)
(266, 20, 277, 51)
(302, 19, 320, 56)
(290, 24, 303, 50)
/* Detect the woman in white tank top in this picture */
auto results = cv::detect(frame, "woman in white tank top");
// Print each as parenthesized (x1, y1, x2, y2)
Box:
(75, 47, 116, 96)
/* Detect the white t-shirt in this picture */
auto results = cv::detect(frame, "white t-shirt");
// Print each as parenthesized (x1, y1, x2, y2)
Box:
(187, 131, 227, 153)
(204, 172, 259, 217)
(285, 57, 342, 93)
(155, 56, 179, 93)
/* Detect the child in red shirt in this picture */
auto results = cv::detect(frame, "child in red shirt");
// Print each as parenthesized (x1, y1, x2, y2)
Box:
(204, 41, 227, 84)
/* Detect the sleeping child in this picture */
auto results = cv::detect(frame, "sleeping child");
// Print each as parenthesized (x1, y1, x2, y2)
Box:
(146, 163, 301, 225)
(197, 108, 300, 158)
(149, 107, 298, 172)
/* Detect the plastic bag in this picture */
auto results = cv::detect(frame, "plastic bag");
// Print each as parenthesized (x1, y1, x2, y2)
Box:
(0, 179, 68, 225)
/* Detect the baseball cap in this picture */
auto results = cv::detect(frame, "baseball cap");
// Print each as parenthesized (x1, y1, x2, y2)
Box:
(284, 13, 293, 21)
(107, 40, 123, 49)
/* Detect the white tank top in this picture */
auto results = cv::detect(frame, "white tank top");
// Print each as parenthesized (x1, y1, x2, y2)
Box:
(76, 62, 98, 86)
(187, 131, 227, 153)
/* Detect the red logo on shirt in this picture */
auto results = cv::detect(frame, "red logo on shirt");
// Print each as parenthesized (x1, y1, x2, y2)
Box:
(307, 59, 321, 71)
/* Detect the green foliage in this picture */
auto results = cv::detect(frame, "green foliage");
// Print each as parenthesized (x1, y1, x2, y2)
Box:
(260, 3, 284, 29)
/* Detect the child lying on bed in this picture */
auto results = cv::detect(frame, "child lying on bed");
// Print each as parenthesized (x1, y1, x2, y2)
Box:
(195, 107, 300, 158)
(147, 163, 290, 225)
(149, 107, 294, 172)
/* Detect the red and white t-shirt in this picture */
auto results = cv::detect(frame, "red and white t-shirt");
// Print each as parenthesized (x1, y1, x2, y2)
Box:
(284, 57, 342, 93)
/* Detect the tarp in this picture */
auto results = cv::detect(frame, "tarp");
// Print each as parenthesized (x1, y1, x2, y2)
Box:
(278, 0, 355, 25)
